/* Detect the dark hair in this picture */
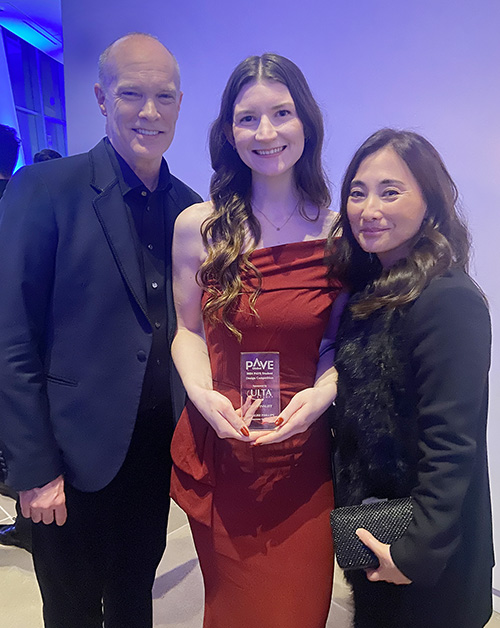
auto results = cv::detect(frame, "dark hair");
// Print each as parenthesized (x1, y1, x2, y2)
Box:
(200, 53, 330, 338)
(33, 149, 62, 163)
(327, 128, 471, 317)
(0, 124, 21, 178)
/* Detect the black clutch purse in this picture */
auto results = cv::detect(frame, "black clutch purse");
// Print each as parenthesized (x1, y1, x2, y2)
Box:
(330, 497, 413, 570)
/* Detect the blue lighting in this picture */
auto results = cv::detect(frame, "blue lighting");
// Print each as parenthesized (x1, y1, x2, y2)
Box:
(1, 2, 66, 168)
(0, 25, 24, 169)
(0, 3, 62, 62)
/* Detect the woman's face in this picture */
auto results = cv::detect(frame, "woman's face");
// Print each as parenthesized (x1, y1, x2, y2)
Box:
(347, 147, 427, 268)
(231, 79, 305, 181)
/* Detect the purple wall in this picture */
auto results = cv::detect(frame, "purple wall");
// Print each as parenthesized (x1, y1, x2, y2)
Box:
(62, 0, 500, 607)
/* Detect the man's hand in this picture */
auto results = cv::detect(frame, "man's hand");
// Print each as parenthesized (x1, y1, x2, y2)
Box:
(19, 475, 67, 526)
(356, 528, 412, 585)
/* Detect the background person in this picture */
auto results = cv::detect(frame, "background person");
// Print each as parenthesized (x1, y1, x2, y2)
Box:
(33, 149, 62, 163)
(328, 128, 493, 628)
(0, 123, 20, 197)
(0, 33, 201, 628)
(170, 53, 343, 628)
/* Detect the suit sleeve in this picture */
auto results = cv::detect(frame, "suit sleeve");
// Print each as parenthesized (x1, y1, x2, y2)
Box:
(0, 167, 64, 491)
(390, 278, 491, 585)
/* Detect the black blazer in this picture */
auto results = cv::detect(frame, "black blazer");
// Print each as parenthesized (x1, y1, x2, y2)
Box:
(0, 139, 201, 492)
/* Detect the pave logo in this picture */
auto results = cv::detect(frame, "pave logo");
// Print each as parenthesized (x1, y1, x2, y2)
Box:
(245, 358, 275, 370)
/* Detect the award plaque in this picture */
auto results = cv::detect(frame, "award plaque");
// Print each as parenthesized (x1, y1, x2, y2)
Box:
(240, 352, 280, 430)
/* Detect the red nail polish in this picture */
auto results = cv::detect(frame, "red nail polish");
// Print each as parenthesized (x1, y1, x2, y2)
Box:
(241, 426, 250, 437)
(275, 417, 284, 426)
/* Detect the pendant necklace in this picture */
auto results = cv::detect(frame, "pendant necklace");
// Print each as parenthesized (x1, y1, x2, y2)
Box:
(254, 203, 298, 231)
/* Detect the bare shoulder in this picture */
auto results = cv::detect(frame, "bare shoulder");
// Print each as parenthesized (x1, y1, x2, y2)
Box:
(173, 201, 214, 265)
(174, 200, 214, 235)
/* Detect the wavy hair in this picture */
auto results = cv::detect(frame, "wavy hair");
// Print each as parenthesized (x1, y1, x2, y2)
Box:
(327, 128, 471, 318)
(199, 53, 330, 339)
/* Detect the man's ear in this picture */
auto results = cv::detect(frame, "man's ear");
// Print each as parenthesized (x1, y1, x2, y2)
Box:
(94, 84, 107, 116)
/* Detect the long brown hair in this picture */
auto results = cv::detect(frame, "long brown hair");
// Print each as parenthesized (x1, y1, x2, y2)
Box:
(199, 53, 330, 339)
(327, 128, 471, 318)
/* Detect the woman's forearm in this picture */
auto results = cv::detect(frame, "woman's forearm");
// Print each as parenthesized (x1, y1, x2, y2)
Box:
(314, 347, 338, 405)
(171, 328, 213, 402)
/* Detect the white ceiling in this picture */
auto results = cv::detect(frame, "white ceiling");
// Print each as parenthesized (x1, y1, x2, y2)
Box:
(0, 0, 62, 60)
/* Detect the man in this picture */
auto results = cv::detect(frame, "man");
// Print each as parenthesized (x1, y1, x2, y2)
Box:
(0, 34, 201, 628)
(0, 123, 32, 552)
(33, 149, 62, 162)
(0, 123, 20, 197)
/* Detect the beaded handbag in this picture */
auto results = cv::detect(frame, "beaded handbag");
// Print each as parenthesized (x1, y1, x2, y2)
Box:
(330, 497, 413, 570)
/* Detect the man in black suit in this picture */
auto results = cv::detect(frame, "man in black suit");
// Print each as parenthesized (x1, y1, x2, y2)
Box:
(0, 33, 201, 628)
(0, 123, 32, 552)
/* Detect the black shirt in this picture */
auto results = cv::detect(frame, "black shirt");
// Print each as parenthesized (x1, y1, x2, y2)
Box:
(104, 139, 172, 415)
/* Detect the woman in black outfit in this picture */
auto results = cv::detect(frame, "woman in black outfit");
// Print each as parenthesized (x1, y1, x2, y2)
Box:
(328, 128, 493, 628)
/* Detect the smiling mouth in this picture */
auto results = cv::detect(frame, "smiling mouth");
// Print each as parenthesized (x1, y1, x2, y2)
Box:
(253, 146, 286, 156)
(134, 129, 161, 136)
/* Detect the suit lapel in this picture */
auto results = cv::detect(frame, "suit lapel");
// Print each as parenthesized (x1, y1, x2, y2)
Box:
(89, 140, 148, 317)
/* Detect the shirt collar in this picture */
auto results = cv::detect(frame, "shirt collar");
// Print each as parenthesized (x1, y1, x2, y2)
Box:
(104, 137, 172, 197)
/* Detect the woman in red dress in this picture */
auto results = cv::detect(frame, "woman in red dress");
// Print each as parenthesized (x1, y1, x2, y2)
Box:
(170, 54, 343, 628)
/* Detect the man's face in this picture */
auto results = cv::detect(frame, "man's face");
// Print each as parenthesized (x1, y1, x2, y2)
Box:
(95, 36, 182, 174)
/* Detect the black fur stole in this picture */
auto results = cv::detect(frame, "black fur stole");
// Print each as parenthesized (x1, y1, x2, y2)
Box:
(333, 300, 419, 508)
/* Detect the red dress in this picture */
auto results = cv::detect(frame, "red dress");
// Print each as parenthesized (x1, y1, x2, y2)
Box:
(171, 240, 342, 628)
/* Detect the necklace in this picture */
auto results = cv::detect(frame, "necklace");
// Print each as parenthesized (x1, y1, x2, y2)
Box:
(253, 203, 298, 231)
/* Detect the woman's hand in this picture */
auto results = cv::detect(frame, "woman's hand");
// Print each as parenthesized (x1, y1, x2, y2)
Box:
(356, 528, 412, 585)
(189, 387, 257, 441)
(237, 394, 262, 425)
(252, 385, 334, 445)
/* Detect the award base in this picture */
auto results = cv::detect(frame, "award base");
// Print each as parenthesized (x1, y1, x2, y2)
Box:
(248, 416, 278, 431)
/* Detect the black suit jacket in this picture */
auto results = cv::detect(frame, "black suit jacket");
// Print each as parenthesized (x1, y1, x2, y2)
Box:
(0, 139, 202, 492)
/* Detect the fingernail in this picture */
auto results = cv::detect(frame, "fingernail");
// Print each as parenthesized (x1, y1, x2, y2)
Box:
(251, 442, 261, 447)
(241, 426, 250, 437)
(275, 417, 284, 426)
